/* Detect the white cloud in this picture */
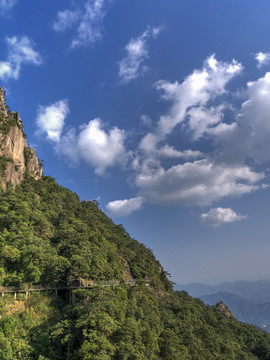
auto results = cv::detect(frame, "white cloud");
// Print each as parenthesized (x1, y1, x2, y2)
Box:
(119, 26, 161, 83)
(136, 159, 264, 206)
(139, 133, 203, 160)
(140, 114, 152, 127)
(36, 100, 69, 142)
(152, 26, 163, 38)
(7, 36, 42, 65)
(36, 103, 129, 175)
(155, 54, 242, 137)
(0, 0, 16, 15)
(130, 55, 269, 209)
(238, 72, 270, 163)
(139, 132, 159, 153)
(0, 35, 42, 81)
(53, 0, 108, 48)
(158, 145, 203, 159)
(106, 197, 144, 216)
(214, 72, 270, 165)
(201, 207, 247, 226)
(53, 9, 80, 32)
(129, 56, 270, 209)
(72, 0, 106, 48)
(0, 61, 13, 79)
(187, 104, 225, 140)
(77, 118, 127, 175)
(255, 52, 270, 67)
(55, 128, 80, 165)
(37, 54, 270, 212)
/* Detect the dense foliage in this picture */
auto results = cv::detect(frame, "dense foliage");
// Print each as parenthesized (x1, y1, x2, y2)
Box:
(1, 289, 270, 359)
(0, 176, 270, 359)
(0, 176, 168, 288)
(0, 115, 22, 135)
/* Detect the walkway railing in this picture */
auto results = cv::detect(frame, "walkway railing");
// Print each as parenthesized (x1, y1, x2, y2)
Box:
(0, 279, 150, 297)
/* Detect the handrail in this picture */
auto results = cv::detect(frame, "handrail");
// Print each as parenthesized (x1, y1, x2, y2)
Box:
(0, 279, 151, 293)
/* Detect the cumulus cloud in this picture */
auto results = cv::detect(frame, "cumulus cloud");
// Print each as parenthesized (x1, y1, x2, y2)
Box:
(106, 197, 144, 216)
(138, 133, 203, 159)
(255, 52, 270, 67)
(237, 72, 270, 163)
(0, 35, 42, 81)
(158, 145, 203, 159)
(36, 100, 69, 142)
(187, 104, 226, 140)
(53, 0, 108, 48)
(55, 128, 80, 165)
(77, 118, 127, 175)
(136, 159, 264, 206)
(201, 207, 247, 226)
(155, 55, 242, 137)
(119, 26, 161, 83)
(52, 117, 128, 175)
(126, 56, 270, 209)
(214, 71, 270, 165)
(139, 132, 159, 153)
(130, 54, 270, 209)
(0, 0, 17, 15)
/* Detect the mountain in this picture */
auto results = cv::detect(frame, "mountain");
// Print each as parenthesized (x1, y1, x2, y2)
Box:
(174, 282, 215, 297)
(176, 280, 270, 303)
(200, 292, 270, 332)
(176, 281, 270, 332)
(1, 88, 270, 359)
(214, 280, 270, 303)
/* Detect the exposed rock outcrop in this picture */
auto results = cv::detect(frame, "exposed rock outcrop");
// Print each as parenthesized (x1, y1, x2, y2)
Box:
(0, 87, 42, 190)
(216, 301, 235, 318)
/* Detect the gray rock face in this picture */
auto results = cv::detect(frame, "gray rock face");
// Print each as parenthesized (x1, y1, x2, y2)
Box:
(216, 301, 234, 318)
(0, 87, 42, 190)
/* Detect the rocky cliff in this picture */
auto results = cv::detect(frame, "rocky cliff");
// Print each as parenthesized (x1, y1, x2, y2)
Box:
(0, 87, 42, 190)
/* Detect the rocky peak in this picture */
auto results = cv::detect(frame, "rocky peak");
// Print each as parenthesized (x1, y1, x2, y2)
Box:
(0, 87, 43, 190)
(216, 301, 234, 318)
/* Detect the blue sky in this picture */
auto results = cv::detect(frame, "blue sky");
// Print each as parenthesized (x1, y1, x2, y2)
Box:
(1, 0, 270, 285)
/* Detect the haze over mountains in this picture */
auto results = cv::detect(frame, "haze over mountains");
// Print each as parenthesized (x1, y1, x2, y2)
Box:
(176, 280, 270, 332)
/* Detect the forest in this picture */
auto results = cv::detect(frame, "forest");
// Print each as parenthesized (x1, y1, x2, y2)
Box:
(0, 175, 270, 359)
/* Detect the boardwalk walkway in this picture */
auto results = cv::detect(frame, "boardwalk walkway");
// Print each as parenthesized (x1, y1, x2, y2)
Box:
(0, 279, 149, 298)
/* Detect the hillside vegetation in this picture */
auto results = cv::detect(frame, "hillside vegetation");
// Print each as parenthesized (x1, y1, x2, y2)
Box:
(0, 176, 270, 359)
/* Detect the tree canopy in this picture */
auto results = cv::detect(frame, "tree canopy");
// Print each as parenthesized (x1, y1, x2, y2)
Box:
(0, 175, 270, 359)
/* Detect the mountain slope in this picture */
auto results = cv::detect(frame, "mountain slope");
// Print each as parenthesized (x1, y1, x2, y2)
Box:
(0, 174, 168, 288)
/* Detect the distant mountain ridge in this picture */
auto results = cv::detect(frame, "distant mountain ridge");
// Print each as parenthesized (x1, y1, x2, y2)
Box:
(175, 279, 270, 302)
(175, 280, 270, 332)
(201, 292, 270, 332)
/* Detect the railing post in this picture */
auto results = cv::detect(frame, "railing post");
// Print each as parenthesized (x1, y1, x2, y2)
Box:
(69, 290, 74, 305)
